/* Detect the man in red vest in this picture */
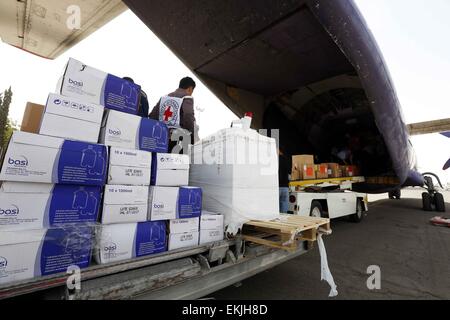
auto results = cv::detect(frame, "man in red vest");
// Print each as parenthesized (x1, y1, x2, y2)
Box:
(149, 77, 197, 148)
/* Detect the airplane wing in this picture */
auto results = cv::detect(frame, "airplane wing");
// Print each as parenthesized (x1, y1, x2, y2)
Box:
(0, 0, 127, 59)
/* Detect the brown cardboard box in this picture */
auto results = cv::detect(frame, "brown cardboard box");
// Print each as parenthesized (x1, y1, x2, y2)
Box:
(316, 164, 329, 179)
(340, 165, 348, 177)
(290, 168, 301, 181)
(341, 165, 358, 177)
(302, 164, 316, 180)
(21, 102, 44, 134)
(292, 155, 314, 181)
(325, 163, 341, 178)
(292, 155, 314, 170)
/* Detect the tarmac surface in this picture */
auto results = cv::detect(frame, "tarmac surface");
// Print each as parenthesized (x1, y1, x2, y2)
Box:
(209, 189, 450, 300)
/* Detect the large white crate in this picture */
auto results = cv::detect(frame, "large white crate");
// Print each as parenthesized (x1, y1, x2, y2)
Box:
(190, 128, 279, 234)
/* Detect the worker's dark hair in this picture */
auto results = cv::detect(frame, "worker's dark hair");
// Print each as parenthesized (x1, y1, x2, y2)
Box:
(123, 77, 134, 83)
(179, 77, 196, 90)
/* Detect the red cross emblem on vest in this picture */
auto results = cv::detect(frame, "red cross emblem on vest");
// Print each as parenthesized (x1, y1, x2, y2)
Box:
(163, 106, 174, 121)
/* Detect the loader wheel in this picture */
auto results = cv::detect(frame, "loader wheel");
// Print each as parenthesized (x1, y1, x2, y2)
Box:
(310, 201, 323, 218)
(349, 199, 364, 223)
(422, 193, 432, 211)
(435, 193, 446, 212)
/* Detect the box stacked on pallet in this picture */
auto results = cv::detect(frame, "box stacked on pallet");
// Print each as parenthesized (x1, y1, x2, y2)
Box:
(0, 57, 168, 284)
(96, 148, 168, 265)
(97, 126, 170, 264)
(291, 155, 316, 181)
(147, 151, 208, 251)
(149, 184, 203, 251)
(0, 131, 107, 285)
(200, 212, 224, 245)
(168, 217, 200, 251)
(190, 128, 279, 235)
(58, 58, 174, 264)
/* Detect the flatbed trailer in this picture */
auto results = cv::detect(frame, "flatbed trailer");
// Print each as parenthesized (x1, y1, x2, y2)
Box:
(0, 178, 354, 300)
(0, 236, 312, 300)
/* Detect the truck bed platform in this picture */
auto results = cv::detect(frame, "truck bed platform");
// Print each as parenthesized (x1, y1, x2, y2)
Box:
(290, 176, 365, 188)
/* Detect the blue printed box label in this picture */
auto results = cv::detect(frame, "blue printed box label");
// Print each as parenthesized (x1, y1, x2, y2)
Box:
(40, 226, 93, 276)
(177, 187, 202, 219)
(47, 185, 102, 226)
(134, 221, 167, 257)
(138, 118, 169, 153)
(103, 74, 141, 115)
(57, 140, 108, 186)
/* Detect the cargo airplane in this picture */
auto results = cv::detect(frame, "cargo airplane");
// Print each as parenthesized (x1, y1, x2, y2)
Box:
(1, 0, 448, 210)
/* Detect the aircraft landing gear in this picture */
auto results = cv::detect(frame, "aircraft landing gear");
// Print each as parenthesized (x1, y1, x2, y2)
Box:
(421, 173, 446, 212)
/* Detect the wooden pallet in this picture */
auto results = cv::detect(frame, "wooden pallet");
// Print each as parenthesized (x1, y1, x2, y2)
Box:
(242, 215, 331, 251)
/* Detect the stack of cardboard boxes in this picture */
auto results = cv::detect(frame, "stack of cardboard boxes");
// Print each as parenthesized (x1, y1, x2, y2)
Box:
(291, 155, 316, 181)
(291, 155, 360, 181)
(0, 58, 128, 284)
(0, 58, 226, 285)
(148, 154, 202, 251)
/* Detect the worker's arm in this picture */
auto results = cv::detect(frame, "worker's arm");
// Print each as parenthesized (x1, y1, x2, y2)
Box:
(181, 97, 196, 137)
(148, 99, 161, 120)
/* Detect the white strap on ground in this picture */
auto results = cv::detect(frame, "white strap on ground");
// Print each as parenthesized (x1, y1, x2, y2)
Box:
(317, 233, 338, 297)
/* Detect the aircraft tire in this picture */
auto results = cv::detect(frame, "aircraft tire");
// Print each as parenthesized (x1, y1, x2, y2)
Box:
(435, 193, 446, 212)
(422, 192, 432, 211)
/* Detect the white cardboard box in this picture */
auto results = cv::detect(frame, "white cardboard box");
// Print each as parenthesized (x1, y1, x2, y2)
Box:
(169, 217, 200, 234)
(200, 211, 224, 231)
(0, 226, 93, 285)
(168, 232, 199, 251)
(0, 131, 107, 186)
(101, 185, 149, 224)
(199, 212, 224, 245)
(148, 186, 202, 221)
(59, 58, 141, 115)
(39, 93, 104, 143)
(0, 182, 102, 231)
(151, 153, 189, 186)
(108, 147, 151, 185)
(199, 229, 224, 245)
(96, 221, 166, 264)
(100, 110, 169, 153)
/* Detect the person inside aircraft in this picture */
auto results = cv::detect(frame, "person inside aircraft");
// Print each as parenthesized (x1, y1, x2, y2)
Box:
(278, 147, 291, 214)
(149, 77, 198, 151)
